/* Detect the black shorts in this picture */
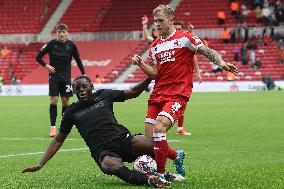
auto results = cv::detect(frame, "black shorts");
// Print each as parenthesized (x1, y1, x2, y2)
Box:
(49, 80, 73, 97)
(91, 133, 137, 168)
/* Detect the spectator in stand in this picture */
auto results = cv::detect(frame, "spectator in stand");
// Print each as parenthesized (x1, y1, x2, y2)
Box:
(1, 46, 11, 58)
(17, 48, 23, 61)
(0, 75, 3, 93)
(241, 4, 249, 23)
(94, 74, 102, 84)
(236, 24, 242, 42)
(241, 43, 248, 65)
(230, 27, 236, 43)
(263, 34, 270, 45)
(262, 4, 271, 25)
(255, 58, 262, 68)
(226, 71, 236, 81)
(278, 46, 284, 64)
(249, 49, 256, 68)
(254, 6, 263, 23)
(243, 24, 249, 43)
(231, 0, 240, 18)
(11, 73, 17, 85)
(277, 39, 284, 49)
(275, 3, 284, 24)
(217, 10, 226, 25)
(221, 27, 230, 43)
(233, 46, 240, 61)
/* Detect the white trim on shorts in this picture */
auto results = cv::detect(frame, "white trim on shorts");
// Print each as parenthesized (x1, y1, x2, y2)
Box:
(158, 111, 175, 125)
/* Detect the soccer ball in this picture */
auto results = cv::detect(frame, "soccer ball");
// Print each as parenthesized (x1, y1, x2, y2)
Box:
(133, 155, 157, 175)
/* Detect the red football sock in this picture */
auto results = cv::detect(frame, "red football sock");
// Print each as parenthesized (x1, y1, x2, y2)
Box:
(167, 147, 177, 160)
(178, 114, 184, 128)
(153, 133, 168, 174)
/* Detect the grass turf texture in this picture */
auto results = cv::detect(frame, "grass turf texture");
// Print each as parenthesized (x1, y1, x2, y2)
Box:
(0, 91, 283, 189)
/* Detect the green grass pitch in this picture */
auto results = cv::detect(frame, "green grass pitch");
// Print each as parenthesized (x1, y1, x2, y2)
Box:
(0, 91, 284, 189)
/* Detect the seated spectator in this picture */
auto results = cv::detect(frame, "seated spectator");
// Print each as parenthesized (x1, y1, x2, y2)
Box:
(249, 49, 256, 68)
(233, 47, 240, 61)
(262, 75, 276, 90)
(262, 4, 271, 25)
(11, 73, 17, 85)
(226, 71, 236, 81)
(254, 6, 263, 23)
(263, 34, 270, 45)
(1, 46, 11, 57)
(241, 4, 249, 23)
(94, 74, 102, 84)
(277, 39, 284, 49)
(211, 63, 223, 73)
(255, 58, 262, 68)
(278, 46, 284, 64)
(230, 0, 239, 17)
(221, 27, 230, 43)
(241, 43, 248, 65)
(217, 10, 226, 25)
(230, 27, 236, 43)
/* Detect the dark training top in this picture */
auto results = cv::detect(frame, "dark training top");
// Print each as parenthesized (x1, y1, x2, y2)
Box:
(36, 39, 85, 81)
(59, 89, 131, 152)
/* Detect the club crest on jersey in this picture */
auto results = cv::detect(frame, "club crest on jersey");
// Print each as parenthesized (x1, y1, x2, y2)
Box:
(157, 50, 175, 64)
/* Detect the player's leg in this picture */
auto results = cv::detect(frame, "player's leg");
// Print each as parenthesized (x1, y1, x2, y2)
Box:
(176, 108, 192, 136)
(131, 134, 154, 157)
(154, 101, 186, 177)
(99, 155, 169, 187)
(60, 81, 73, 116)
(49, 81, 59, 137)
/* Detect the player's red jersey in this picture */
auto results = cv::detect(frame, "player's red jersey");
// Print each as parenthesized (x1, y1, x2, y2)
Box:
(149, 30, 204, 100)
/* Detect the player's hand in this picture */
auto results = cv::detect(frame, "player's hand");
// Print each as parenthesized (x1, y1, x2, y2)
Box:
(220, 62, 238, 75)
(45, 64, 56, 74)
(21, 164, 43, 173)
(142, 15, 148, 25)
(132, 55, 142, 66)
(197, 74, 202, 84)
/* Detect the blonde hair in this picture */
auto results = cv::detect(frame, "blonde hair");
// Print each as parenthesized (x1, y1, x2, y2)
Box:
(153, 4, 175, 18)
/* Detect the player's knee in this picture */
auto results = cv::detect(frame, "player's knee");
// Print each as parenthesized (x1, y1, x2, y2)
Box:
(50, 98, 58, 105)
(100, 156, 123, 175)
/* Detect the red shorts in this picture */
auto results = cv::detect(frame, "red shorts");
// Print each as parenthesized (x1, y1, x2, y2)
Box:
(145, 95, 188, 125)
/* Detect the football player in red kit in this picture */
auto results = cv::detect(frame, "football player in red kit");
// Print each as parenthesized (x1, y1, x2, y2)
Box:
(132, 4, 238, 180)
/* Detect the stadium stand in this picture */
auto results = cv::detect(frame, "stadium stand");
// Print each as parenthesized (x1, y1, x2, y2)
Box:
(175, 0, 258, 29)
(58, 0, 112, 33)
(0, 0, 60, 34)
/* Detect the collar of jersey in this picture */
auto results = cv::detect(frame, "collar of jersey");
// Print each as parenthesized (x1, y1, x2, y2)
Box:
(160, 29, 176, 42)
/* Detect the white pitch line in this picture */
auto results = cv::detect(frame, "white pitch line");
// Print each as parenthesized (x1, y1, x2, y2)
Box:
(0, 148, 88, 158)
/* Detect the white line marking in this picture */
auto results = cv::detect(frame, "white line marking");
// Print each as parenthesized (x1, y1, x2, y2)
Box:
(0, 148, 88, 158)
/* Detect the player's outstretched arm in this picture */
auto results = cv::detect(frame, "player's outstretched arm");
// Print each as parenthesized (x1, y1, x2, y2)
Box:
(124, 77, 152, 99)
(21, 132, 68, 173)
(197, 45, 238, 75)
(142, 15, 154, 44)
(132, 55, 158, 79)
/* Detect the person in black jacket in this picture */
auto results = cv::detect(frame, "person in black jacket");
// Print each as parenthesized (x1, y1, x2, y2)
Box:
(36, 23, 86, 137)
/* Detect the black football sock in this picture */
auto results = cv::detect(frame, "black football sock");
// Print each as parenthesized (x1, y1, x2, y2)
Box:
(115, 166, 149, 186)
(49, 104, 57, 126)
(62, 106, 68, 116)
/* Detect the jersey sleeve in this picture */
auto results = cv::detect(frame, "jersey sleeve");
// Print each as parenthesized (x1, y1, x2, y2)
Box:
(185, 32, 204, 52)
(59, 107, 74, 134)
(104, 89, 126, 102)
(35, 42, 50, 67)
(72, 43, 85, 75)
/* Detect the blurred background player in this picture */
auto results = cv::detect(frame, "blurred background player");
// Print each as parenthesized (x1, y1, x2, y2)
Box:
(141, 15, 202, 136)
(35, 23, 86, 137)
(22, 76, 169, 188)
(133, 4, 238, 180)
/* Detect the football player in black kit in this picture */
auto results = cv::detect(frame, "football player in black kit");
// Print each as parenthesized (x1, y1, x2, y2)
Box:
(21, 76, 170, 188)
(36, 23, 86, 137)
